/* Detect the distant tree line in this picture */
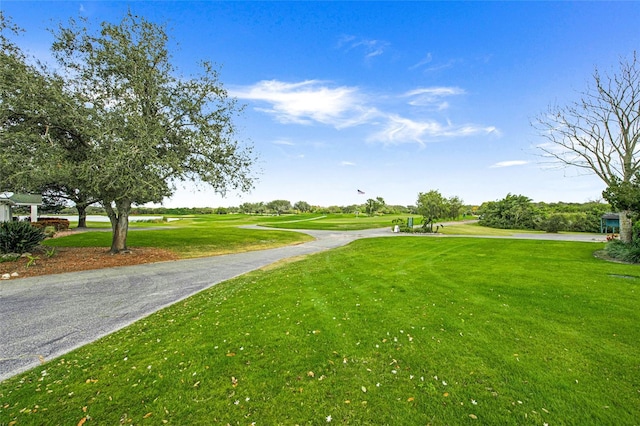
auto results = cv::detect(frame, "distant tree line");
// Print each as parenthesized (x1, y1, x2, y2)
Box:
(478, 194, 609, 233)
(51, 194, 609, 236)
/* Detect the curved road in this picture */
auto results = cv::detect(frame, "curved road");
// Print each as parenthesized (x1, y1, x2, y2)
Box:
(0, 226, 605, 382)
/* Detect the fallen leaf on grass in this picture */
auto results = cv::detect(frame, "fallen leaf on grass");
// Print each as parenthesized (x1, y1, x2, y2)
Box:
(443, 392, 449, 397)
(77, 417, 87, 426)
(469, 414, 478, 420)
(231, 377, 238, 387)
(143, 412, 152, 419)
(226, 353, 236, 357)
(408, 397, 415, 402)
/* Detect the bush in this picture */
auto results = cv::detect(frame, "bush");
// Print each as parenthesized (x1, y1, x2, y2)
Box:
(33, 217, 70, 231)
(0, 221, 46, 254)
(604, 239, 640, 263)
(537, 214, 568, 233)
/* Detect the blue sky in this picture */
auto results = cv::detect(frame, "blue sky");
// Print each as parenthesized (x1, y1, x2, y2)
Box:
(4, 1, 640, 208)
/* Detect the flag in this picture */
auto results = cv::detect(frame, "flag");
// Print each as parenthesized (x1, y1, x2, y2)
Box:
(357, 189, 365, 194)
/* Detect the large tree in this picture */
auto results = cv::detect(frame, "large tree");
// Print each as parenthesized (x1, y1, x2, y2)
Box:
(364, 197, 385, 216)
(45, 12, 255, 253)
(0, 14, 99, 226)
(478, 194, 538, 230)
(535, 52, 640, 242)
(266, 199, 292, 215)
(416, 190, 446, 232)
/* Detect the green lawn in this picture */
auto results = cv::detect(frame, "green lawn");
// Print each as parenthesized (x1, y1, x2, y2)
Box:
(2, 237, 638, 425)
(255, 213, 413, 230)
(45, 214, 315, 258)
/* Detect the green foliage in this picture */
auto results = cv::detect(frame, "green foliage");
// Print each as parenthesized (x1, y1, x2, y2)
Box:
(602, 175, 640, 241)
(3, 12, 256, 253)
(604, 220, 640, 263)
(24, 253, 39, 268)
(293, 200, 312, 212)
(479, 194, 607, 232)
(0, 221, 46, 254)
(391, 217, 413, 233)
(478, 193, 538, 229)
(535, 53, 640, 242)
(0, 253, 20, 262)
(604, 239, 640, 263)
(415, 190, 464, 232)
(364, 196, 385, 215)
(536, 213, 568, 233)
(3, 238, 639, 424)
(266, 199, 292, 215)
(416, 190, 446, 232)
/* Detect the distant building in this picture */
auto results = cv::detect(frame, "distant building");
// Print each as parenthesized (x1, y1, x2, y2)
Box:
(600, 213, 620, 234)
(0, 193, 43, 223)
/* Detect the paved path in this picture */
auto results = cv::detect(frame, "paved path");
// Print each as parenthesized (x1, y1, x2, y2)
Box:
(0, 226, 605, 382)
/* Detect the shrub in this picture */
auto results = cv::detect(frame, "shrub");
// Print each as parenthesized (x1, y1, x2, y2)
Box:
(537, 214, 568, 233)
(0, 221, 46, 254)
(33, 217, 70, 231)
(604, 239, 640, 263)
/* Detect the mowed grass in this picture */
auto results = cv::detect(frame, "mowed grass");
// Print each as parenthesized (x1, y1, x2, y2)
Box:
(44, 214, 314, 258)
(439, 221, 539, 236)
(257, 213, 411, 230)
(2, 237, 639, 424)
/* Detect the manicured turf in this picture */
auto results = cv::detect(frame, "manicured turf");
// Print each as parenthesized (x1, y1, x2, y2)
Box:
(255, 213, 414, 230)
(2, 237, 638, 424)
(44, 215, 314, 258)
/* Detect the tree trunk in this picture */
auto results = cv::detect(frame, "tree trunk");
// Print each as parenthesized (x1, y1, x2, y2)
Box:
(76, 203, 88, 228)
(105, 199, 131, 254)
(619, 209, 633, 243)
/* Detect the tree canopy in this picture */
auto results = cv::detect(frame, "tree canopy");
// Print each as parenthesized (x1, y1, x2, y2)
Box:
(1, 12, 256, 252)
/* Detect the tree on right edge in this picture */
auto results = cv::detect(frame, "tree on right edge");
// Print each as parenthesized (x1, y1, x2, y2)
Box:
(534, 52, 640, 243)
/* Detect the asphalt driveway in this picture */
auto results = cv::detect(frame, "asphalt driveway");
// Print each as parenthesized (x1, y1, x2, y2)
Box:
(0, 226, 605, 382)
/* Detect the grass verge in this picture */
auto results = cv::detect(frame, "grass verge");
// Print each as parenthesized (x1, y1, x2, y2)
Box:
(2, 237, 638, 424)
(44, 222, 313, 258)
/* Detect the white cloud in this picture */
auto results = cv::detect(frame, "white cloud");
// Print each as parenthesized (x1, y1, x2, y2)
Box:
(490, 160, 529, 168)
(337, 35, 390, 60)
(370, 114, 498, 146)
(340, 161, 356, 166)
(409, 53, 433, 70)
(403, 87, 466, 108)
(272, 139, 295, 146)
(231, 80, 374, 128)
(234, 79, 498, 146)
(409, 53, 458, 73)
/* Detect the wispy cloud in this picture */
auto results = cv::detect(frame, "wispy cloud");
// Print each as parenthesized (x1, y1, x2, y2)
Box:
(231, 80, 375, 127)
(410, 53, 458, 73)
(409, 53, 433, 70)
(490, 160, 529, 168)
(337, 35, 390, 59)
(370, 115, 498, 146)
(233, 79, 499, 146)
(272, 139, 295, 146)
(403, 87, 466, 109)
(340, 161, 356, 166)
